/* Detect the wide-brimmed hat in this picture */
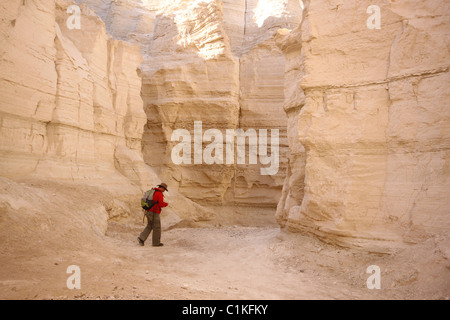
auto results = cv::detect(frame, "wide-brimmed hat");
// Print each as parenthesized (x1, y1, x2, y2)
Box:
(158, 183, 168, 191)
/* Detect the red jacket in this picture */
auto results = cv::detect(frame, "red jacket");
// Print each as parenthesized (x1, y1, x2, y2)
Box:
(148, 188, 168, 214)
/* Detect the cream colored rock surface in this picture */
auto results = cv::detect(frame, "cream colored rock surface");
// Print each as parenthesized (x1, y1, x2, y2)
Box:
(0, 0, 146, 194)
(0, 0, 214, 222)
(78, 0, 302, 207)
(276, 0, 450, 252)
(274, 26, 306, 229)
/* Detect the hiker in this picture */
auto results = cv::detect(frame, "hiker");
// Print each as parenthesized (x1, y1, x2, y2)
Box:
(138, 183, 169, 247)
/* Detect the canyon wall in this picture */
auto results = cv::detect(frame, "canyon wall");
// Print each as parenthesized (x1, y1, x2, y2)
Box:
(0, 0, 150, 194)
(77, 0, 303, 207)
(276, 0, 450, 251)
(0, 0, 214, 222)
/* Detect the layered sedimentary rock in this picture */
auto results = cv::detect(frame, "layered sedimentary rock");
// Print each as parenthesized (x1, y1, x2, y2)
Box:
(0, 0, 214, 222)
(0, 0, 149, 194)
(276, 0, 450, 251)
(141, 0, 241, 204)
(274, 26, 306, 230)
(78, 0, 303, 207)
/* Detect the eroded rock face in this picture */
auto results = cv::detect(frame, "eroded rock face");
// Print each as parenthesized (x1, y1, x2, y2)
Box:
(274, 26, 306, 230)
(0, 0, 150, 195)
(77, 0, 303, 206)
(140, 0, 241, 205)
(277, 0, 450, 251)
(0, 0, 216, 223)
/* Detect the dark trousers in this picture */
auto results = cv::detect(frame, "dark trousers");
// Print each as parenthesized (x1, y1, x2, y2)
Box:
(139, 210, 161, 245)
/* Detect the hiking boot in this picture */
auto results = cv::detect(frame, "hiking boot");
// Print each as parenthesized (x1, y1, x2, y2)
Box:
(152, 243, 164, 247)
(138, 237, 145, 246)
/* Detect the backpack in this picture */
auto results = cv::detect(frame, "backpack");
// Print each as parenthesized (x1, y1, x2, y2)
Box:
(141, 189, 157, 211)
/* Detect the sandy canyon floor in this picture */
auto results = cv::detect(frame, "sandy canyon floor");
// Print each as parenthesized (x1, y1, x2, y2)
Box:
(1, 223, 449, 300)
(0, 179, 449, 300)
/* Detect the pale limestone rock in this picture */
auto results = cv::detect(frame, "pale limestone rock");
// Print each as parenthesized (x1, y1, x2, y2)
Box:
(0, 0, 58, 177)
(0, 0, 215, 222)
(274, 26, 306, 227)
(233, 35, 289, 206)
(79, 0, 303, 207)
(139, 0, 241, 204)
(0, 0, 153, 194)
(277, 0, 450, 251)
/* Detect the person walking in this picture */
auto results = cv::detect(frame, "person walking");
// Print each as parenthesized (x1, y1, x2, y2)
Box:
(138, 183, 169, 247)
